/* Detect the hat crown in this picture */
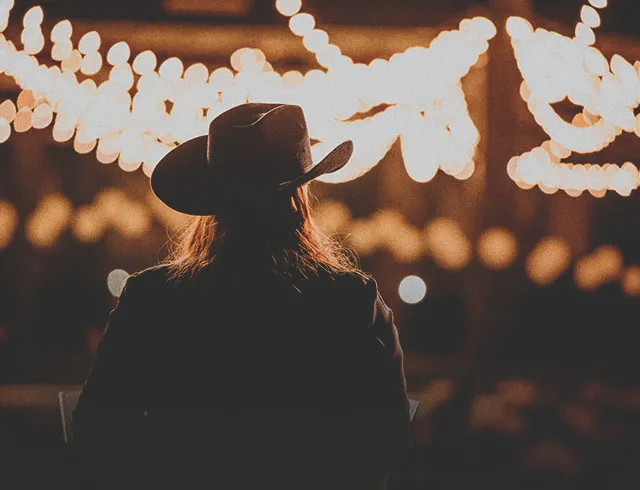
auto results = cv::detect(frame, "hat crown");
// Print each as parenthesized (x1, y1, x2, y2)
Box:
(206, 104, 313, 192)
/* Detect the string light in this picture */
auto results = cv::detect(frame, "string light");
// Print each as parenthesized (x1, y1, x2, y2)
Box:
(0, 1, 493, 186)
(107, 269, 129, 297)
(507, 0, 640, 196)
(275, 0, 302, 17)
(398, 275, 427, 304)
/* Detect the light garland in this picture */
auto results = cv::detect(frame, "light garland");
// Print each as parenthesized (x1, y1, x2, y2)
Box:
(0, 1, 494, 184)
(507, 0, 640, 196)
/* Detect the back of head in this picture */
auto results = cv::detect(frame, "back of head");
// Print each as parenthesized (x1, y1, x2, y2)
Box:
(164, 184, 362, 285)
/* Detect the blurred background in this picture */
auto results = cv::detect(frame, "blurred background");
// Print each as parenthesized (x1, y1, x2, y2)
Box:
(1, 0, 640, 487)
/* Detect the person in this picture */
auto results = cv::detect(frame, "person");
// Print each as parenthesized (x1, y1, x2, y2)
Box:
(70, 103, 412, 490)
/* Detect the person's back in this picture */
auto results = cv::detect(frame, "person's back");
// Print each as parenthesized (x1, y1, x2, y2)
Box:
(70, 103, 411, 489)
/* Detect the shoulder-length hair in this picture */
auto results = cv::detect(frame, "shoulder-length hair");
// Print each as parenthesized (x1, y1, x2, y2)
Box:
(163, 184, 363, 282)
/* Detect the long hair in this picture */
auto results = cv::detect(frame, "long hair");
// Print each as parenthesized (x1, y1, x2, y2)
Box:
(163, 184, 363, 283)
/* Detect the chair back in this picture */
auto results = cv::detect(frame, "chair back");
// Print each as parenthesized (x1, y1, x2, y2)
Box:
(58, 390, 81, 443)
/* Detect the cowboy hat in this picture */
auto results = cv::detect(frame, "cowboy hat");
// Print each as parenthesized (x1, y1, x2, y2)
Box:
(150, 103, 353, 216)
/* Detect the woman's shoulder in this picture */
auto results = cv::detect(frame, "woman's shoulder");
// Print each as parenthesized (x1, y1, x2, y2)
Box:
(313, 267, 380, 301)
(122, 264, 177, 298)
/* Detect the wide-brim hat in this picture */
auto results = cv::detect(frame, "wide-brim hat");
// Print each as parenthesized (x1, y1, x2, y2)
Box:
(150, 103, 353, 216)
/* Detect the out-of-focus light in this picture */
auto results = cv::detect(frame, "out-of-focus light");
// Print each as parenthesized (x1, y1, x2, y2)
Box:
(588, 0, 607, 8)
(0, 99, 17, 123)
(477, 227, 518, 270)
(71, 205, 106, 243)
(574, 244, 623, 291)
(80, 51, 102, 75)
(13, 107, 32, 132)
(0, 118, 11, 143)
(17, 89, 35, 109)
(507, 1, 639, 197)
(32, 103, 53, 129)
(526, 236, 572, 285)
(24, 193, 72, 248)
(289, 13, 315, 36)
(50, 20, 72, 43)
(0, 199, 18, 249)
(580, 5, 601, 28)
(0, 0, 492, 188)
(107, 269, 129, 297)
(159, 56, 183, 81)
(424, 218, 472, 270)
(22, 6, 43, 28)
(621, 266, 640, 297)
(275, 0, 302, 17)
(78, 31, 100, 54)
(133, 50, 157, 75)
(106, 41, 130, 66)
(314, 200, 351, 233)
(399, 275, 427, 304)
(61, 49, 82, 72)
(184, 63, 209, 85)
(51, 39, 72, 61)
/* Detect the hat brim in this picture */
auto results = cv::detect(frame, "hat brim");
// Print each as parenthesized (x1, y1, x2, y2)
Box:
(150, 137, 354, 216)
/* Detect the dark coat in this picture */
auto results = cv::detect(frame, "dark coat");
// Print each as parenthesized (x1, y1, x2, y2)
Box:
(71, 261, 412, 490)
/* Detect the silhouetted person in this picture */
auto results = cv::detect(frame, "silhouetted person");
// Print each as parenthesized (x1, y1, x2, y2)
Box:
(71, 103, 412, 490)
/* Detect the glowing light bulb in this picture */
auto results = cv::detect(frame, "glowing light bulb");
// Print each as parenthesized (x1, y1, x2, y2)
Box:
(275, 0, 302, 17)
(506, 17, 533, 40)
(13, 107, 32, 132)
(50, 20, 72, 43)
(22, 6, 43, 28)
(107, 269, 129, 297)
(289, 13, 315, 36)
(32, 103, 53, 129)
(588, 0, 607, 8)
(303, 29, 330, 53)
(106, 41, 130, 66)
(0, 118, 11, 143)
(0, 100, 17, 123)
(51, 40, 72, 61)
(133, 50, 157, 75)
(184, 63, 209, 85)
(78, 31, 101, 54)
(81, 51, 102, 75)
(159, 57, 183, 81)
(580, 5, 601, 28)
(398, 275, 427, 304)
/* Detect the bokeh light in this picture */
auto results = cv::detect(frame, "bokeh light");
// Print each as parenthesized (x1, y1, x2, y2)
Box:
(399, 275, 427, 304)
(477, 227, 519, 270)
(107, 269, 130, 297)
(275, 0, 302, 17)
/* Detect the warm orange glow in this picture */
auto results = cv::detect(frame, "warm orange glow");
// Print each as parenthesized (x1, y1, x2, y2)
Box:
(477, 227, 518, 270)
(621, 266, 640, 297)
(424, 218, 472, 270)
(0, 199, 18, 249)
(526, 236, 572, 285)
(25, 194, 72, 248)
(0, 1, 494, 188)
(574, 245, 623, 291)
